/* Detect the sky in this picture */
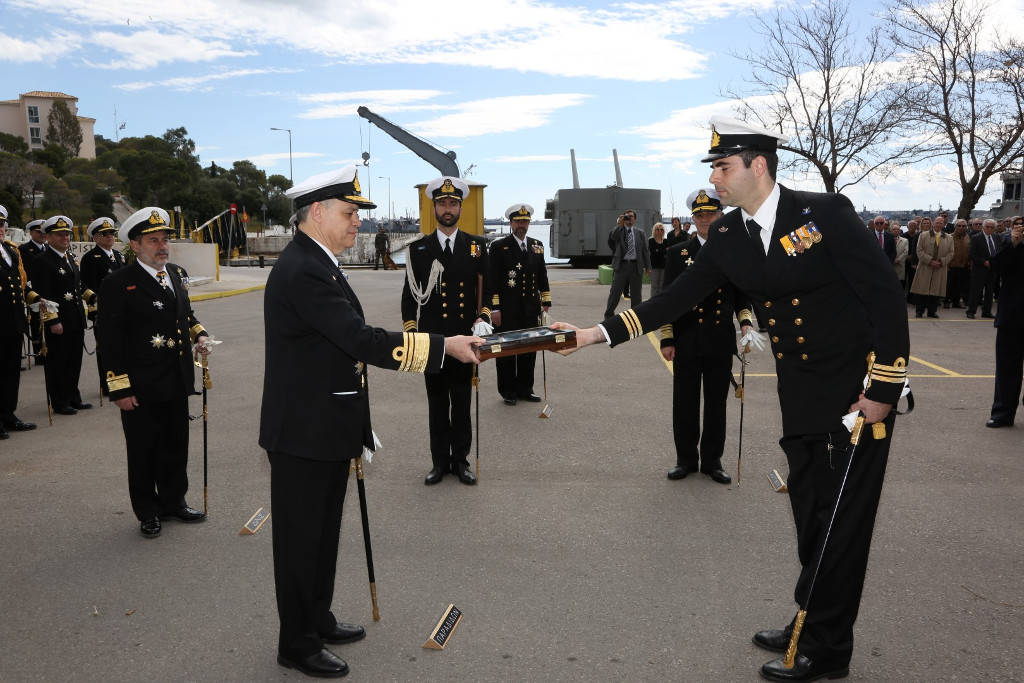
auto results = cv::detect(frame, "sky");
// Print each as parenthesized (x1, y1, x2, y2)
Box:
(2, 0, 1023, 222)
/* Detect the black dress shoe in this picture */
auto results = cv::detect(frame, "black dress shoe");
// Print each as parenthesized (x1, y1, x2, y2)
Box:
(518, 393, 543, 403)
(667, 465, 696, 480)
(160, 506, 206, 523)
(753, 628, 790, 653)
(985, 418, 1013, 428)
(0, 429, 9, 440)
(424, 467, 446, 485)
(4, 419, 36, 431)
(502, 394, 517, 406)
(926, 312, 939, 318)
(71, 401, 93, 410)
(277, 649, 349, 678)
(702, 467, 732, 484)
(982, 313, 994, 318)
(966, 311, 976, 318)
(54, 405, 78, 415)
(140, 518, 161, 538)
(760, 654, 848, 681)
(454, 464, 477, 485)
(321, 622, 366, 645)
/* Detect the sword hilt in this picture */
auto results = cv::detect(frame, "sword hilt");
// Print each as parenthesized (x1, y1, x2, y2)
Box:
(783, 609, 806, 668)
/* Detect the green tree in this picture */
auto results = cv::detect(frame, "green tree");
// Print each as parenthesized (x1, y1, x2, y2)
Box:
(0, 132, 29, 157)
(30, 144, 69, 177)
(41, 177, 82, 216)
(0, 186, 23, 226)
(162, 127, 198, 165)
(90, 189, 114, 218)
(45, 101, 83, 157)
(0, 155, 52, 220)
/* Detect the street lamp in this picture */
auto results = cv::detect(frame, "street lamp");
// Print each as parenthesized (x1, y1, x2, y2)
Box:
(269, 127, 293, 185)
(378, 176, 392, 228)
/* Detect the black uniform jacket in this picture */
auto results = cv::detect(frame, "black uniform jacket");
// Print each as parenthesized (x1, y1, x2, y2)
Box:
(260, 230, 445, 462)
(97, 262, 205, 403)
(1, 241, 39, 335)
(81, 245, 126, 296)
(658, 235, 753, 357)
(603, 185, 910, 436)
(993, 239, 1024, 329)
(18, 240, 46, 273)
(31, 247, 91, 333)
(488, 234, 551, 324)
(401, 230, 491, 335)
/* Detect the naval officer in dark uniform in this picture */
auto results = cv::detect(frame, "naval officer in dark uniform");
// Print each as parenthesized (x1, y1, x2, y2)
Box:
(987, 217, 1024, 427)
(32, 215, 96, 415)
(660, 188, 756, 485)
(402, 176, 492, 485)
(1, 206, 40, 438)
(554, 116, 910, 682)
(260, 166, 482, 678)
(97, 207, 210, 538)
(488, 203, 551, 405)
(18, 219, 47, 364)
(81, 217, 126, 397)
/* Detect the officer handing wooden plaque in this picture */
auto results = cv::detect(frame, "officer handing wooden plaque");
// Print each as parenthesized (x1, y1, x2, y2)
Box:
(474, 326, 577, 360)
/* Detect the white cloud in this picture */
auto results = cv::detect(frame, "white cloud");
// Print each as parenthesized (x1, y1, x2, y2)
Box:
(0, 31, 80, 63)
(84, 30, 256, 70)
(115, 67, 301, 92)
(7, 0, 777, 80)
(298, 89, 448, 120)
(408, 94, 591, 138)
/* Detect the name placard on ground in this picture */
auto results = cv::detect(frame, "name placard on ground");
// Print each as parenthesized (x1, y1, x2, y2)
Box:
(422, 604, 463, 650)
(240, 507, 270, 535)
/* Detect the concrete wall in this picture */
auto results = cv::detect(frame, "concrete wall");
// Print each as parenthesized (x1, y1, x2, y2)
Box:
(0, 100, 23, 140)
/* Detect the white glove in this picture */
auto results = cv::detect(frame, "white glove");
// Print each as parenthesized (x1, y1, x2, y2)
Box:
(362, 430, 383, 464)
(540, 310, 552, 326)
(472, 320, 493, 337)
(737, 327, 767, 352)
(196, 334, 223, 353)
(30, 298, 60, 313)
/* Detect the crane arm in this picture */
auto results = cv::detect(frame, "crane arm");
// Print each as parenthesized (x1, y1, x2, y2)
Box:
(357, 106, 460, 177)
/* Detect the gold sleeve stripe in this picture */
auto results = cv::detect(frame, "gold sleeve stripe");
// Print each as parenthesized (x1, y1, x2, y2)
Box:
(189, 324, 206, 343)
(868, 357, 907, 384)
(106, 372, 131, 393)
(26, 290, 40, 304)
(737, 308, 754, 323)
(618, 309, 642, 340)
(540, 291, 552, 303)
(659, 324, 673, 340)
(403, 320, 416, 332)
(393, 332, 432, 373)
(82, 288, 96, 300)
(480, 307, 491, 317)
(491, 294, 500, 306)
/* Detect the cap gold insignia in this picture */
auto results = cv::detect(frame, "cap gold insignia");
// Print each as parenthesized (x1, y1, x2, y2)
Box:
(56, 218, 68, 228)
(102, 221, 113, 230)
(710, 126, 721, 148)
(440, 179, 456, 195)
(148, 210, 164, 226)
(696, 190, 710, 204)
(352, 173, 361, 194)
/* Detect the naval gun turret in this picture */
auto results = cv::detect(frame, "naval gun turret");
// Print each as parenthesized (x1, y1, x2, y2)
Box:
(546, 149, 661, 267)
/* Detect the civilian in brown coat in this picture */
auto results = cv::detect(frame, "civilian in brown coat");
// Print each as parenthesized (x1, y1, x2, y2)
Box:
(910, 216, 954, 317)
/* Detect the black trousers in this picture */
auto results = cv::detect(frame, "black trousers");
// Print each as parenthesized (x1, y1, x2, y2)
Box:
(945, 266, 969, 306)
(93, 326, 108, 396)
(780, 412, 894, 666)
(43, 326, 84, 408)
(991, 326, 1024, 424)
(269, 452, 350, 658)
(968, 268, 996, 315)
(671, 352, 732, 469)
(424, 359, 473, 470)
(0, 330, 23, 420)
(120, 396, 189, 520)
(914, 295, 939, 316)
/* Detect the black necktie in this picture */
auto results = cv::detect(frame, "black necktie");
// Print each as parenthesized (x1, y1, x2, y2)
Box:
(987, 235, 995, 255)
(444, 237, 452, 259)
(623, 227, 632, 253)
(746, 218, 763, 240)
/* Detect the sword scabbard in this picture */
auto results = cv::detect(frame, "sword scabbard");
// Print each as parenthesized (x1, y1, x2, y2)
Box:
(783, 609, 806, 668)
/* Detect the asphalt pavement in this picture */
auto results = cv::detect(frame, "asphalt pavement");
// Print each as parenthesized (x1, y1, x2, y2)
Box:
(1, 266, 1021, 682)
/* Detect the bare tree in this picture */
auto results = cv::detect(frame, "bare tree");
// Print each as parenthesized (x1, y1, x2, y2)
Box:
(729, 0, 926, 193)
(889, 0, 1024, 218)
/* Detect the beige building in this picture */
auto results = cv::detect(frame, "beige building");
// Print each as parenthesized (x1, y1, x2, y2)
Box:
(0, 91, 96, 159)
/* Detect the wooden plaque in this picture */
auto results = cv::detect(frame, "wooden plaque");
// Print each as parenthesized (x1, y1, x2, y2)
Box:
(240, 506, 270, 535)
(422, 604, 463, 650)
(475, 326, 576, 360)
(767, 469, 788, 493)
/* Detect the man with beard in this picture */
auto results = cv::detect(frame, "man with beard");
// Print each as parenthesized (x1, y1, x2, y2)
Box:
(81, 217, 126, 397)
(18, 219, 47, 364)
(488, 203, 551, 405)
(98, 207, 210, 538)
(660, 188, 756, 485)
(402, 176, 492, 485)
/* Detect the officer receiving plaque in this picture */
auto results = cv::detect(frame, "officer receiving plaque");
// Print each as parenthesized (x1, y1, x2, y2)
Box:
(474, 326, 577, 360)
